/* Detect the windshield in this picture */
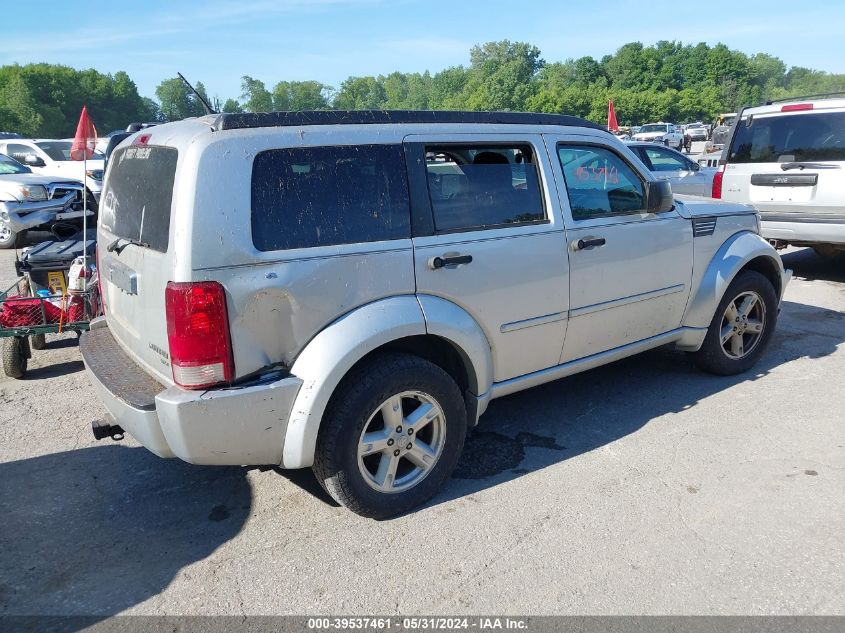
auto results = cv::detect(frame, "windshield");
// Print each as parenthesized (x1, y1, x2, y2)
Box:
(0, 153, 31, 175)
(638, 124, 668, 134)
(35, 141, 105, 161)
(728, 111, 845, 163)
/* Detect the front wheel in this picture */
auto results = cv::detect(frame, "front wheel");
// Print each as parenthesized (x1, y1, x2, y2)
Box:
(0, 221, 24, 249)
(689, 270, 778, 375)
(313, 353, 467, 519)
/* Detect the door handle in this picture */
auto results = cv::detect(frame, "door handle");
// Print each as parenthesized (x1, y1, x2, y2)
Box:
(429, 254, 473, 270)
(574, 237, 606, 251)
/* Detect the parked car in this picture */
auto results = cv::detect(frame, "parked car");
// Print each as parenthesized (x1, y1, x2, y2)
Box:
(631, 122, 685, 150)
(81, 110, 789, 518)
(626, 142, 716, 196)
(713, 96, 845, 257)
(685, 123, 709, 142)
(0, 139, 105, 209)
(0, 153, 83, 248)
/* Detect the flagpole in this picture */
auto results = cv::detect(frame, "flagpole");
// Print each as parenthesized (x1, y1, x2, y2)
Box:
(82, 153, 87, 277)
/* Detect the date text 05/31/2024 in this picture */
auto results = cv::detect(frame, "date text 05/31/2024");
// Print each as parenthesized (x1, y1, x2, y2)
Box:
(307, 617, 529, 630)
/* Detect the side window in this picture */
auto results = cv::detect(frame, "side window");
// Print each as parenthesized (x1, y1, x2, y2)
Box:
(6, 144, 34, 163)
(251, 144, 411, 251)
(557, 145, 646, 220)
(423, 144, 546, 232)
(643, 147, 687, 172)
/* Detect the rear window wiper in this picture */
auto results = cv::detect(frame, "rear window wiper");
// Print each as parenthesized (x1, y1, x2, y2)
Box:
(780, 162, 841, 171)
(107, 237, 149, 254)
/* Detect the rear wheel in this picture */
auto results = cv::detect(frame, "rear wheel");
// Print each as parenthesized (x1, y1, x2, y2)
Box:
(30, 333, 47, 350)
(689, 270, 778, 375)
(2, 336, 29, 378)
(313, 353, 467, 519)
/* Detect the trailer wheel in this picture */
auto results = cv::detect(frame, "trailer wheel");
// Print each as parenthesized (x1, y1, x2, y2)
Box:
(30, 333, 47, 350)
(2, 337, 29, 378)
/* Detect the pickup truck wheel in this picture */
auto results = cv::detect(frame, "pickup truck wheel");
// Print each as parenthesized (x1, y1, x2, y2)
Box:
(2, 336, 29, 378)
(690, 270, 777, 376)
(0, 222, 24, 249)
(313, 353, 467, 519)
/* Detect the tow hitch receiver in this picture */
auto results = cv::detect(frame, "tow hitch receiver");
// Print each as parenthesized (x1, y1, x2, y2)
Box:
(92, 419, 125, 441)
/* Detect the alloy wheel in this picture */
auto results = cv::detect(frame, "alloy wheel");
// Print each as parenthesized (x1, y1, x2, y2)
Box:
(719, 290, 766, 359)
(357, 390, 446, 493)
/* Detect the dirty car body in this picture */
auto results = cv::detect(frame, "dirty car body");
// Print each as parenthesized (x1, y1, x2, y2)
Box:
(80, 111, 790, 518)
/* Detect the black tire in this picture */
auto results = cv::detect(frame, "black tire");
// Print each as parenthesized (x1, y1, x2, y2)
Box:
(0, 223, 25, 249)
(2, 337, 29, 379)
(30, 333, 46, 350)
(690, 270, 778, 376)
(313, 353, 467, 519)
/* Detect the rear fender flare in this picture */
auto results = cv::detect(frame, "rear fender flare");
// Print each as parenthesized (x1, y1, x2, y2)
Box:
(282, 296, 426, 469)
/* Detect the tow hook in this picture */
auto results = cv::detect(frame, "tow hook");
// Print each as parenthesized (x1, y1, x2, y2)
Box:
(768, 239, 788, 250)
(92, 419, 125, 441)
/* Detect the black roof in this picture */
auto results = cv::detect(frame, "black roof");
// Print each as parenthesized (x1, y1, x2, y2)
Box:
(210, 110, 606, 132)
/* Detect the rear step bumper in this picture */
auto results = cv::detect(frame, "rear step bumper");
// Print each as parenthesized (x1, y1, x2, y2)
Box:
(761, 218, 845, 245)
(80, 320, 304, 465)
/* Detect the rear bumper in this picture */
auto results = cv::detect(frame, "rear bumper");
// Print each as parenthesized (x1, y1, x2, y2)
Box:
(80, 320, 303, 465)
(761, 218, 845, 245)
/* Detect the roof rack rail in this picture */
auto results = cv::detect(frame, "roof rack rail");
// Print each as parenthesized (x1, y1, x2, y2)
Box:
(765, 92, 845, 105)
(209, 109, 606, 132)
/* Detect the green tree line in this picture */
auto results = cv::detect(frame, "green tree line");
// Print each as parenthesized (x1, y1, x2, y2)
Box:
(3, 40, 845, 137)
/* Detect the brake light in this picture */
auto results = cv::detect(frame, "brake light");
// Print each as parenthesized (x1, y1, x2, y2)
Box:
(133, 134, 151, 145)
(781, 103, 813, 112)
(165, 281, 233, 389)
(712, 164, 725, 199)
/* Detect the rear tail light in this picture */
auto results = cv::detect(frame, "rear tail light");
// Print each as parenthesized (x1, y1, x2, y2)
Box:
(712, 164, 725, 199)
(165, 281, 233, 389)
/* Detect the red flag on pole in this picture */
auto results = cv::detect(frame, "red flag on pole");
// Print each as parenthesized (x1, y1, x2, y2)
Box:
(607, 100, 619, 132)
(70, 105, 98, 161)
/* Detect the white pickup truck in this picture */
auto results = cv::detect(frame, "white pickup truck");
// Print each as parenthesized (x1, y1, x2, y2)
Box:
(0, 153, 83, 248)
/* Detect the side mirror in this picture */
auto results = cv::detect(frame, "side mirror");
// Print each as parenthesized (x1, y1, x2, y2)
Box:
(689, 161, 701, 172)
(646, 180, 674, 213)
(24, 154, 45, 167)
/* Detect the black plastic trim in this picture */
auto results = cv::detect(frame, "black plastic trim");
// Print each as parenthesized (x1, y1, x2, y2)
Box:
(751, 173, 818, 187)
(211, 110, 607, 132)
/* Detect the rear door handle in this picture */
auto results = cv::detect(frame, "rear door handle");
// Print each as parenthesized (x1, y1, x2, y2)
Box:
(429, 254, 473, 270)
(574, 237, 606, 251)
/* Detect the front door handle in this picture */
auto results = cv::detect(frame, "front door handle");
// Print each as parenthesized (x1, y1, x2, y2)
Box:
(429, 254, 473, 270)
(574, 237, 606, 251)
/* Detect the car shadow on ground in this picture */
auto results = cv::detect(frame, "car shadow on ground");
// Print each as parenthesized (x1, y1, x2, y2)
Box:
(0, 445, 252, 622)
(781, 247, 845, 283)
(431, 294, 845, 509)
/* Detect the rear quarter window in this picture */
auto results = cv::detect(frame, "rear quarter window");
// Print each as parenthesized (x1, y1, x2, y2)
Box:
(251, 144, 411, 251)
(100, 146, 178, 253)
(729, 111, 845, 163)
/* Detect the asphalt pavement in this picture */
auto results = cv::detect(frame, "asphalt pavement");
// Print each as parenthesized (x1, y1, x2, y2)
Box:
(0, 243, 842, 617)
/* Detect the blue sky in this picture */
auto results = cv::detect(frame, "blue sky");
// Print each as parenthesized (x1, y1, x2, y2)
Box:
(2, 0, 844, 102)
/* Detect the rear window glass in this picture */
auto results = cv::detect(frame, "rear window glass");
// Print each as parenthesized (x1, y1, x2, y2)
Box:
(729, 111, 845, 163)
(100, 146, 177, 253)
(251, 144, 410, 251)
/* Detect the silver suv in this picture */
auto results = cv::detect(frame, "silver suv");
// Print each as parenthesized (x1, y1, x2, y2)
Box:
(81, 111, 790, 518)
(715, 97, 845, 255)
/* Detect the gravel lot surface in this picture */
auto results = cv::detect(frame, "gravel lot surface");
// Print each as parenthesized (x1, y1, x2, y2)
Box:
(0, 240, 843, 617)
